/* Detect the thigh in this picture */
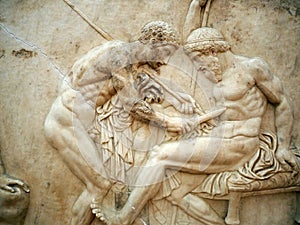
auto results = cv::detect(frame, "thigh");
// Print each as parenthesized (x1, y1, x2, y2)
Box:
(156, 136, 218, 159)
(151, 137, 215, 172)
(153, 136, 258, 174)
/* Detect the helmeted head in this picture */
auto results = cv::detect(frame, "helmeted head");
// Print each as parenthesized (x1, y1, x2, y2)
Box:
(184, 27, 230, 55)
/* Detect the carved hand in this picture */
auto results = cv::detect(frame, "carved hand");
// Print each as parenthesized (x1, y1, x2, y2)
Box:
(166, 107, 225, 134)
(168, 92, 196, 114)
(276, 148, 299, 176)
(131, 99, 196, 134)
(191, 0, 208, 7)
(166, 117, 197, 134)
(130, 100, 156, 122)
(0, 175, 30, 193)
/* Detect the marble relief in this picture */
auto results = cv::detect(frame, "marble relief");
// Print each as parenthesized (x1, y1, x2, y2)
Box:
(1, 0, 298, 225)
(44, 1, 300, 224)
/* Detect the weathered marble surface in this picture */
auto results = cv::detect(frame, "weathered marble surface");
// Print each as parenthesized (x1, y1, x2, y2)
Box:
(0, 1, 299, 224)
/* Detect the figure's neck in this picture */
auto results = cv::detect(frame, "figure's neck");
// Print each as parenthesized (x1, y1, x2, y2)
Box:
(217, 51, 235, 72)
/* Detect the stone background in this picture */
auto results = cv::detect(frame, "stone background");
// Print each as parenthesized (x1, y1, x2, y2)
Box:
(0, 0, 299, 224)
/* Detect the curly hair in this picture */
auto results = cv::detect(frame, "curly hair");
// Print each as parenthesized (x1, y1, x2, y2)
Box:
(138, 21, 179, 45)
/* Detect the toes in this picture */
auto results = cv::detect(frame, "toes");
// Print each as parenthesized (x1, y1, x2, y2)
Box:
(91, 198, 100, 204)
(90, 198, 109, 223)
(95, 213, 106, 222)
(92, 208, 101, 214)
(100, 216, 105, 221)
(90, 203, 99, 209)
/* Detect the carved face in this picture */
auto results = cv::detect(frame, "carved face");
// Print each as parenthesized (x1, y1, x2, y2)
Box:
(195, 54, 222, 83)
(206, 55, 222, 82)
(151, 44, 178, 65)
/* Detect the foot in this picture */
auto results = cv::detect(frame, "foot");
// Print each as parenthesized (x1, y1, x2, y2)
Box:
(90, 198, 148, 225)
(90, 198, 121, 225)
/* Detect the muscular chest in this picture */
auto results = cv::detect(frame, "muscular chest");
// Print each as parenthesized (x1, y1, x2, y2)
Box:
(213, 68, 255, 102)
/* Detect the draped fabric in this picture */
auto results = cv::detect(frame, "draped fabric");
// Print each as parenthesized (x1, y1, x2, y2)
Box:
(152, 130, 299, 201)
(95, 95, 134, 183)
(193, 130, 300, 197)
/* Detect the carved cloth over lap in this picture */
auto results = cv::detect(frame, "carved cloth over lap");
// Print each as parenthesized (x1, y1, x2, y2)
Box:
(195, 131, 300, 197)
(155, 130, 300, 200)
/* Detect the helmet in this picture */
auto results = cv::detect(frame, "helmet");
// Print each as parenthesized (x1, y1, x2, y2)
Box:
(184, 27, 230, 54)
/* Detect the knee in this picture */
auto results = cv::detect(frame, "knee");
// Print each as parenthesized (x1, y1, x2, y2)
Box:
(44, 114, 66, 151)
(44, 114, 57, 143)
(149, 145, 169, 163)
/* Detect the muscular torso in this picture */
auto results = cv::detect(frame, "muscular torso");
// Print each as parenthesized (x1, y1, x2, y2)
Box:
(212, 56, 267, 138)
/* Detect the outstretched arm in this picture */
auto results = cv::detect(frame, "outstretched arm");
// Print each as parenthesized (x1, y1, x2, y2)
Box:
(130, 100, 225, 134)
(253, 58, 298, 171)
(183, 0, 207, 41)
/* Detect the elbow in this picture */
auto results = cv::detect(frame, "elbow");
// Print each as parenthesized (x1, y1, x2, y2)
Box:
(44, 115, 56, 144)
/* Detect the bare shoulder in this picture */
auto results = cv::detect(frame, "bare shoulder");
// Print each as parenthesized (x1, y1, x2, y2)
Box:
(69, 41, 126, 83)
(71, 41, 125, 72)
(236, 55, 268, 69)
(237, 55, 273, 82)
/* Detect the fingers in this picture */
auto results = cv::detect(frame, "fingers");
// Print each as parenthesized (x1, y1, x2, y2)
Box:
(181, 103, 194, 114)
(22, 183, 30, 193)
(1, 185, 16, 193)
(90, 199, 107, 222)
(168, 119, 194, 134)
(176, 93, 196, 114)
(6, 178, 30, 193)
(7, 178, 24, 186)
(167, 126, 182, 133)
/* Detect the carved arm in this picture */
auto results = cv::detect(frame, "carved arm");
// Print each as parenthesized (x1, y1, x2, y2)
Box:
(130, 99, 225, 134)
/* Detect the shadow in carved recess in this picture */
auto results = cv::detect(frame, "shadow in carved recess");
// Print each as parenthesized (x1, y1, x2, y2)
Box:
(0, 148, 30, 225)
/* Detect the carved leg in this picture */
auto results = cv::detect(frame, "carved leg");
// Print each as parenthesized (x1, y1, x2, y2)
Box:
(71, 189, 94, 225)
(295, 192, 300, 223)
(166, 175, 225, 225)
(167, 192, 225, 224)
(90, 198, 147, 225)
(225, 192, 241, 225)
(44, 105, 112, 191)
(91, 184, 160, 225)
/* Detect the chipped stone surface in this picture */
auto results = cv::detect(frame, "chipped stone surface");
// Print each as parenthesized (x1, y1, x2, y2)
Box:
(0, 1, 299, 224)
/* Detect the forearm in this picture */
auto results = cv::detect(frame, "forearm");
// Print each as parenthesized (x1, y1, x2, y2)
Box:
(95, 79, 117, 107)
(183, 0, 202, 40)
(275, 97, 293, 149)
(96, 68, 132, 108)
(130, 102, 168, 127)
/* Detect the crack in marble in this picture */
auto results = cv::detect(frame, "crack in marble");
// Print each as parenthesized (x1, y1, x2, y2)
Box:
(0, 23, 65, 79)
